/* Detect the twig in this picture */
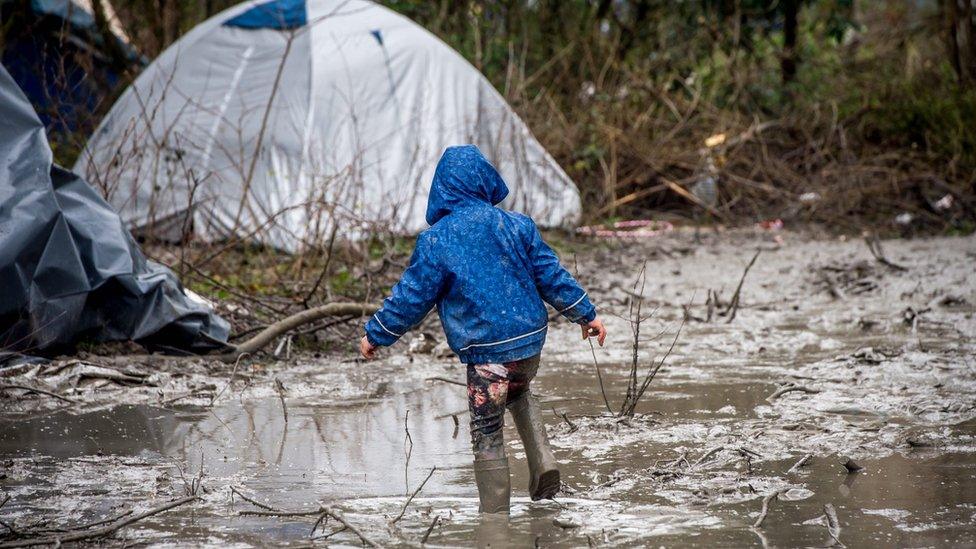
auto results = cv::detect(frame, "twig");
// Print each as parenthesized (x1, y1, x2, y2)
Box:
(391, 467, 436, 524)
(0, 384, 78, 405)
(694, 446, 725, 466)
(230, 486, 277, 511)
(240, 509, 322, 517)
(274, 379, 288, 423)
(787, 454, 812, 474)
(425, 376, 465, 386)
(312, 525, 347, 541)
(556, 410, 578, 433)
(864, 236, 907, 271)
(210, 353, 249, 406)
(724, 249, 761, 323)
(302, 223, 340, 306)
(30, 510, 135, 535)
(587, 339, 613, 415)
(325, 507, 381, 548)
(309, 511, 329, 537)
(753, 490, 781, 528)
(0, 496, 199, 548)
(766, 384, 820, 402)
(420, 515, 440, 544)
(823, 503, 842, 546)
(160, 389, 210, 405)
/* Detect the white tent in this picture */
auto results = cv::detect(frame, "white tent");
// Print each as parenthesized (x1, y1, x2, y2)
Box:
(75, 0, 580, 251)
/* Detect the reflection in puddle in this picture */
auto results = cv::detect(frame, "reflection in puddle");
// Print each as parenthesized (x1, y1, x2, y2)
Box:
(2, 360, 974, 547)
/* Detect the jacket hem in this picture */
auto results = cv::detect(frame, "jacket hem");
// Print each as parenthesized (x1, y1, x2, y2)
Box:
(458, 327, 547, 365)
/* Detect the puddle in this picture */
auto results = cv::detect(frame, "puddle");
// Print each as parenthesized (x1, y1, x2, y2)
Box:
(2, 232, 974, 546)
(2, 360, 975, 547)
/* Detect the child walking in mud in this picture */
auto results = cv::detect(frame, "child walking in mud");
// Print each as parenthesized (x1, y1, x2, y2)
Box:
(358, 145, 607, 514)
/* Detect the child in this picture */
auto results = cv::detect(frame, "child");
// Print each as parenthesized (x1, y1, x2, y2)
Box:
(359, 145, 607, 514)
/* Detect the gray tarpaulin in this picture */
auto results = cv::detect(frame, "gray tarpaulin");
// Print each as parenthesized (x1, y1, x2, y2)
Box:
(0, 63, 230, 354)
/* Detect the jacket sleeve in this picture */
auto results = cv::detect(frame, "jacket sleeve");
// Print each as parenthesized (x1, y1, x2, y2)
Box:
(364, 233, 444, 347)
(522, 217, 596, 324)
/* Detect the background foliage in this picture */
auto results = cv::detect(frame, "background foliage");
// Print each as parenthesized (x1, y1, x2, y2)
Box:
(3, 0, 975, 231)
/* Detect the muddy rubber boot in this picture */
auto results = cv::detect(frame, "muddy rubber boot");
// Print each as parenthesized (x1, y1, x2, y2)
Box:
(509, 393, 560, 500)
(473, 458, 511, 514)
(474, 511, 512, 548)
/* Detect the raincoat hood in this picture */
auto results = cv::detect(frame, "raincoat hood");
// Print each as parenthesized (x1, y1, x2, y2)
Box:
(425, 145, 510, 225)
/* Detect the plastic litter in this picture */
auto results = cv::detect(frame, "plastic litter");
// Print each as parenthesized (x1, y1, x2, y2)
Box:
(0, 63, 229, 354)
(576, 219, 675, 239)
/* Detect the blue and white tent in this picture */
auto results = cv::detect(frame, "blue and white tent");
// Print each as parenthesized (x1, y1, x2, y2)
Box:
(75, 0, 580, 251)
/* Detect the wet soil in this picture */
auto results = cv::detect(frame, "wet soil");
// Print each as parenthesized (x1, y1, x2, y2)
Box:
(1, 229, 974, 547)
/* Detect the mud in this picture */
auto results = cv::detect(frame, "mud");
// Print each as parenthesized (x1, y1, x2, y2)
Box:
(1, 229, 974, 547)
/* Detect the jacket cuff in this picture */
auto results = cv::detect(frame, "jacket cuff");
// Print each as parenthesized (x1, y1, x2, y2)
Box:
(577, 307, 597, 324)
(364, 314, 400, 347)
(559, 293, 596, 324)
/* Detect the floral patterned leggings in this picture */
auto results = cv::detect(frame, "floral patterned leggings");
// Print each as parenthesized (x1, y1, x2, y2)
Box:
(466, 354, 541, 460)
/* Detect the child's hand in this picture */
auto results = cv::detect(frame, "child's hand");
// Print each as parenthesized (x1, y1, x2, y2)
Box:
(360, 335, 377, 359)
(581, 318, 607, 346)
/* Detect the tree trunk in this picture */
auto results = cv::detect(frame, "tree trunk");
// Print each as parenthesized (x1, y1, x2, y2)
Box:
(781, 0, 799, 83)
(89, 0, 131, 74)
(963, 0, 976, 82)
(943, 0, 964, 82)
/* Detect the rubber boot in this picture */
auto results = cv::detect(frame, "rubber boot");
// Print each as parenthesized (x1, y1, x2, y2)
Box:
(509, 393, 560, 500)
(474, 511, 512, 548)
(473, 457, 511, 514)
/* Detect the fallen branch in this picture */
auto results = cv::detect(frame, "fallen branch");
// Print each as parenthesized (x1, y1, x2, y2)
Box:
(787, 454, 812, 474)
(694, 446, 725, 467)
(317, 507, 381, 548)
(233, 487, 380, 547)
(823, 503, 842, 546)
(224, 302, 379, 361)
(420, 515, 440, 544)
(766, 384, 820, 402)
(0, 496, 199, 548)
(0, 384, 78, 405)
(230, 486, 277, 511)
(753, 490, 782, 528)
(98, 303, 379, 365)
(391, 467, 436, 524)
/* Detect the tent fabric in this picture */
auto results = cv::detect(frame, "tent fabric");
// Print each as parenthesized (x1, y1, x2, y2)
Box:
(74, 0, 581, 253)
(224, 0, 307, 30)
(0, 63, 230, 354)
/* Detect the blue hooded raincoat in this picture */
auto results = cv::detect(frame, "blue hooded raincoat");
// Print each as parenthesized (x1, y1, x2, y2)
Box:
(364, 145, 595, 365)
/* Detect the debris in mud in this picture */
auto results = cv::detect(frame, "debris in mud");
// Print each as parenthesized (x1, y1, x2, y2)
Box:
(814, 260, 880, 298)
(0, 494, 199, 548)
(1, 231, 974, 547)
(840, 456, 864, 473)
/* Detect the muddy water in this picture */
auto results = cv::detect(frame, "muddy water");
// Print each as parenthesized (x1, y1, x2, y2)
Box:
(2, 232, 975, 546)
(1, 362, 974, 547)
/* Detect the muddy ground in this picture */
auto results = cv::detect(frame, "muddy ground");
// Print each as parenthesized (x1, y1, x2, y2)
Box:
(1, 228, 974, 547)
